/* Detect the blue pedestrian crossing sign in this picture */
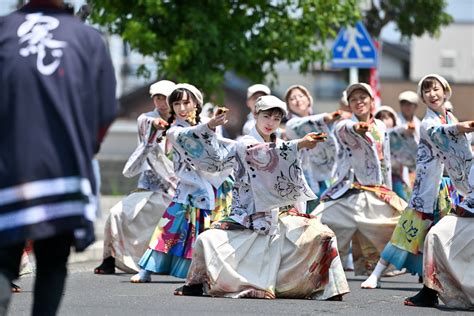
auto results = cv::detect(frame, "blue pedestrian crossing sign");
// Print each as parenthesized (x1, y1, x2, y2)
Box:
(331, 21, 378, 68)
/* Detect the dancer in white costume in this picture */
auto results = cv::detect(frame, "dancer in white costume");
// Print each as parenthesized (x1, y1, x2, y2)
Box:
(399, 74, 474, 309)
(284, 84, 342, 205)
(94, 80, 177, 274)
(312, 83, 407, 276)
(177, 96, 350, 300)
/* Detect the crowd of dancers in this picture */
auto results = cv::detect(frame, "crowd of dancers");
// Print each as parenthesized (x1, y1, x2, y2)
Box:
(93, 75, 473, 309)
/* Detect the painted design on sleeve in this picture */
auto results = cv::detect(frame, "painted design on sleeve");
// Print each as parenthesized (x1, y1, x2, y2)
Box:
(274, 161, 312, 199)
(246, 143, 279, 172)
(416, 139, 434, 164)
(177, 131, 204, 158)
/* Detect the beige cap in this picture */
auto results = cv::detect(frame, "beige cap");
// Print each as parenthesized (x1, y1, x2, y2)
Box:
(340, 90, 348, 106)
(398, 91, 419, 104)
(284, 84, 314, 107)
(247, 84, 271, 99)
(167, 83, 204, 107)
(416, 74, 452, 103)
(346, 83, 374, 102)
(254, 95, 288, 116)
(149, 80, 176, 97)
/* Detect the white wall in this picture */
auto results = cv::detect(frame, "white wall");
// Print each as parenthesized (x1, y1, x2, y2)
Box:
(380, 53, 405, 79)
(411, 23, 474, 83)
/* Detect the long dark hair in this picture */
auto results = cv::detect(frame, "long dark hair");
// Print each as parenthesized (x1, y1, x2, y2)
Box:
(164, 88, 202, 136)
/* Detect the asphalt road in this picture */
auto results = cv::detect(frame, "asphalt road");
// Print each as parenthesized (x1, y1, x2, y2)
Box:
(8, 261, 472, 316)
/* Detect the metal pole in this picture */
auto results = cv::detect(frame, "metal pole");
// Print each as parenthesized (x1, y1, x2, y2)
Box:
(349, 67, 358, 84)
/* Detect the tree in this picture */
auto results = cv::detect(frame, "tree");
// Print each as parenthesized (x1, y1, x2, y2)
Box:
(354, 0, 453, 82)
(90, 0, 360, 96)
(364, 0, 453, 39)
(90, 0, 453, 96)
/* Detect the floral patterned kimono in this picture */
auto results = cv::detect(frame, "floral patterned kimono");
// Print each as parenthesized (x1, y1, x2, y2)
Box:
(137, 118, 235, 278)
(184, 127, 349, 299)
(100, 110, 177, 273)
(286, 113, 338, 202)
(381, 109, 462, 276)
(387, 109, 474, 308)
(312, 115, 407, 275)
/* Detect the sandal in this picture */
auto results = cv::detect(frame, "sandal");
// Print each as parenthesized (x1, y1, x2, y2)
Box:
(11, 283, 21, 293)
(404, 286, 438, 307)
(94, 257, 115, 275)
(174, 284, 204, 296)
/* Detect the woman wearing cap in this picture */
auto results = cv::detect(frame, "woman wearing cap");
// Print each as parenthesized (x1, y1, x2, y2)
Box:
(242, 84, 271, 135)
(396, 91, 421, 196)
(311, 83, 407, 276)
(94, 80, 178, 275)
(176, 95, 349, 300)
(362, 74, 474, 309)
(398, 91, 421, 142)
(374, 105, 418, 201)
(284, 85, 342, 210)
(130, 83, 235, 282)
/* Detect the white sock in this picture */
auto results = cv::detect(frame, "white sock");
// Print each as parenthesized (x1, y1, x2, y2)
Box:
(372, 261, 388, 278)
(139, 269, 152, 279)
(361, 261, 387, 289)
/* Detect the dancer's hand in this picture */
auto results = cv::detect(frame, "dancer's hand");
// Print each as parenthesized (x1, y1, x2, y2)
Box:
(324, 110, 343, 123)
(456, 121, 474, 134)
(208, 112, 228, 129)
(298, 132, 326, 150)
(403, 122, 416, 136)
(354, 122, 370, 135)
(152, 118, 169, 130)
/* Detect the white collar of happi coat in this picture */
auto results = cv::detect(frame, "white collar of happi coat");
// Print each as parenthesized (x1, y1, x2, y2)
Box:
(249, 126, 266, 143)
(350, 113, 378, 124)
(425, 108, 456, 124)
(174, 117, 191, 127)
(350, 113, 360, 123)
(248, 126, 284, 145)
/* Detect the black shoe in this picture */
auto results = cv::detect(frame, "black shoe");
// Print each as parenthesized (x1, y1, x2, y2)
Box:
(174, 284, 204, 296)
(404, 286, 438, 307)
(94, 256, 115, 274)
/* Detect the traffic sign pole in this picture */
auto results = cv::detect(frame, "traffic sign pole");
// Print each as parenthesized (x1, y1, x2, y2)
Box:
(349, 67, 358, 84)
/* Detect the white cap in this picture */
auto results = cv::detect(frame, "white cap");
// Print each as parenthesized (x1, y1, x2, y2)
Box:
(149, 80, 176, 97)
(398, 91, 419, 104)
(167, 83, 204, 107)
(247, 84, 271, 99)
(346, 83, 374, 102)
(284, 84, 314, 107)
(254, 95, 288, 116)
(374, 105, 400, 126)
(416, 74, 452, 103)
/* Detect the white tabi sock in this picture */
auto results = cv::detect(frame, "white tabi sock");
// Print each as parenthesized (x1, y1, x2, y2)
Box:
(361, 261, 387, 289)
